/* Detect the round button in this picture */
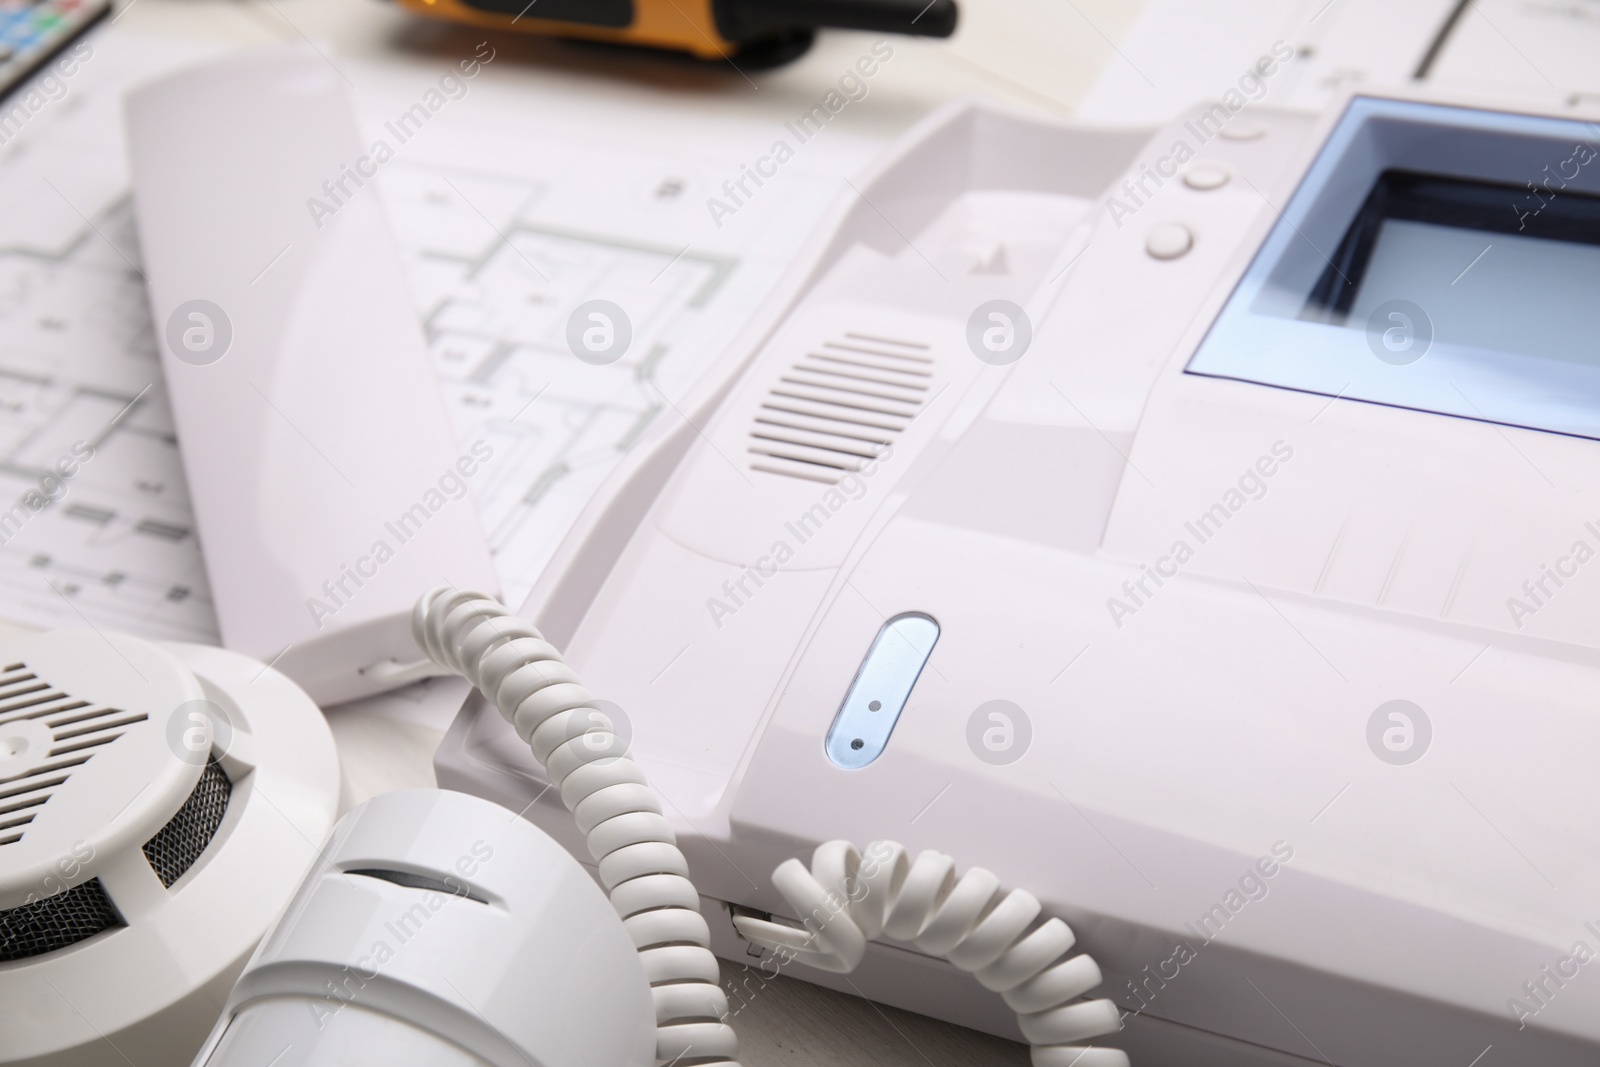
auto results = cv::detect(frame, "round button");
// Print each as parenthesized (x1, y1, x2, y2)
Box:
(1145, 223, 1193, 260)
(1220, 119, 1266, 141)
(1183, 165, 1230, 190)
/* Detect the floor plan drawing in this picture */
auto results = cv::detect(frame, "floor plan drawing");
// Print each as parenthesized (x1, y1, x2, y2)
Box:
(0, 194, 217, 643)
(383, 162, 742, 608)
(0, 35, 873, 645)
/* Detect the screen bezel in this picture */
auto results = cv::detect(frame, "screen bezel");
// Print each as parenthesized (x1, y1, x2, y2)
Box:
(1185, 97, 1600, 442)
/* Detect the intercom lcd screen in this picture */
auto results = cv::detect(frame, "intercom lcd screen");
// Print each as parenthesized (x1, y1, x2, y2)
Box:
(1186, 97, 1600, 441)
(1301, 171, 1600, 368)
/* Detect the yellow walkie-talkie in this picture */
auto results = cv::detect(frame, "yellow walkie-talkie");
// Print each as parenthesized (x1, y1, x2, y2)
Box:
(390, 0, 957, 63)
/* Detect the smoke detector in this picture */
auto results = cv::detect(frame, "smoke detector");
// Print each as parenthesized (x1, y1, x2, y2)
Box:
(0, 629, 341, 1067)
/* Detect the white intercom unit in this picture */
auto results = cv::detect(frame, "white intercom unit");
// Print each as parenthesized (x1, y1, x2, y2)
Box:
(105, 33, 1600, 1067)
(434, 88, 1600, 1066)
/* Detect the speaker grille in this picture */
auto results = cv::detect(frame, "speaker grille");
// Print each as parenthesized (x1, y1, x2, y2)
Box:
(143, 759, 232, 888)
(747, 332, 931, 484)
(0, 877, 122, 962)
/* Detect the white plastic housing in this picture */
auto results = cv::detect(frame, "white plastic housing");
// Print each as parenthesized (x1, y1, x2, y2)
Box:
(0, 632, 340, 1067)
(125, 47, 499, 705)
(0, 631, 204, 909)
(193, 789, 655, 1067)
(437, 92, 1600, 1066)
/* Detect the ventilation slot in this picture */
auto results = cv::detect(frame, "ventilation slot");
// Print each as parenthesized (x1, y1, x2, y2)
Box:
(0, 663, 147, 848)
(0, 877, 123, 962)
(143, 759, 232, 888)
(346, 868, 488, 904)
(749, 333, 933, 484)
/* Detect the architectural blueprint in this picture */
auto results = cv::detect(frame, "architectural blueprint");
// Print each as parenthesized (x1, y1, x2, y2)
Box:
(0, 29, 881, 642)
(385, 163, 741, 610)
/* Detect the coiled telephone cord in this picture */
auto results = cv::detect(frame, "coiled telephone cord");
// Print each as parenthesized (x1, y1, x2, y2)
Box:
(413, 588, 1127, 1067)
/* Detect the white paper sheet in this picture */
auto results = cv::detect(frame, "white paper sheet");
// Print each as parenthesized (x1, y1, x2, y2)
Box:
(0, 26, 885, 642)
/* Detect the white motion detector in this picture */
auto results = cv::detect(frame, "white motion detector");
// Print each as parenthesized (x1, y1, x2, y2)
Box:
(437, 89, 1600, 1066)
(0, 630, 340, 1067)
(192, 789, 655, 1067)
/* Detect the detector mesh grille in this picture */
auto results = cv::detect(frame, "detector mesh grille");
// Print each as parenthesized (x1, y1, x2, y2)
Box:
(0, 877, 122, 962)
(142, 759, 232, 888)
